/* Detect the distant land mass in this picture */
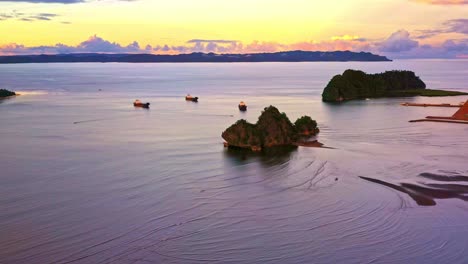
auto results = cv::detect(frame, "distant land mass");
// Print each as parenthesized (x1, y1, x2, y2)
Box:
(0, 51, 391, 64)
(322, 69, 468, 102)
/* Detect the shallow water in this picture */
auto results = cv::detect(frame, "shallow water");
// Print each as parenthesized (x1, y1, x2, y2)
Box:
(1, 60, 468, 263)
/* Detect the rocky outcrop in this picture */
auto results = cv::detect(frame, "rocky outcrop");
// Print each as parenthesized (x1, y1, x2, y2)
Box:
(222, 120, 260, 149)
(0, 89, 16, 98)
(322, 70, 426, 102)
(294, 116, 319, 136)
(256, 106, 297, 148)
(222, 106, 319, 151)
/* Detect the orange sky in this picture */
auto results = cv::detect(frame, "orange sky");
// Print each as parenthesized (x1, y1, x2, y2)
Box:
(0, 0, 467, 58)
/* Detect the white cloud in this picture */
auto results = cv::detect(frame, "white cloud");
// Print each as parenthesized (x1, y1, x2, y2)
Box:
(379, 30, 419, 52)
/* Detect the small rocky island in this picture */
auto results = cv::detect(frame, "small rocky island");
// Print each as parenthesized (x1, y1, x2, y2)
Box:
(322, 70, 468, 102)
(0, 89, 16, 98)
(222, 106, 319, 151)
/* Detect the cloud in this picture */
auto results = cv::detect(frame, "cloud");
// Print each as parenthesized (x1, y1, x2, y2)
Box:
(417, 18, 468, 39)
(0, 14, 14, 21)
(76, 35, 141, 52)
(187, 39, 238, 44)
(0, 0, 137, 3)
(382, 39, 468, 58)
(147, 39, 243, 54)
(180, 39, 241, 53)
(0, 32, 466, 59)
(446, 19, 468, 34)
(442, 39, 468, 51)
(145, 37, 374, 55)
(411, 0, 468, 4)
(330, 35, 365, 41)
(375, 29, 467, 58)
(0, 35, 373, 56)
(0, 0, 84, 3)
(0, 35, 143, 55)
(0, 11, 60, 22)
(30, 13, 58, 20)
(378, 30, 419, 52)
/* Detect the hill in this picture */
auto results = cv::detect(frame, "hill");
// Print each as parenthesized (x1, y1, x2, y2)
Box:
(0, 51, 391, 64)
(322, 70, 467, 102)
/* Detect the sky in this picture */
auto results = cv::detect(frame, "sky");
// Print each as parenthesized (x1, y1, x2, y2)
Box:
(0, 0, 467, 58)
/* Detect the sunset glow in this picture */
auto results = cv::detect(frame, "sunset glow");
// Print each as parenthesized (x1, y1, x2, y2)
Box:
(0, 0, 467, 58)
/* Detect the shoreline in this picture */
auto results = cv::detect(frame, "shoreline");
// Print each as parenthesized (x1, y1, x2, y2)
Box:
(0, 51, 391, 64)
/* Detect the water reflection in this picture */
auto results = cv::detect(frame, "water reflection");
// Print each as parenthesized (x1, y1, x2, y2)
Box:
(0, 96, 14, 104)
(223, 146, 297, 167)
(1, 62, 468, 263)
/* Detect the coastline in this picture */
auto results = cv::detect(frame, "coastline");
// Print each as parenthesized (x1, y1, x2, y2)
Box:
(0, 51, 391, 64)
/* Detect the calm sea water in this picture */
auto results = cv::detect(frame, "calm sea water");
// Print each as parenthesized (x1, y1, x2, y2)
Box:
(1, 60, 468, 264)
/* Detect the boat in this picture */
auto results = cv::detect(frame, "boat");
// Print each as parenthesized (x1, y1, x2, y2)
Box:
(238, 101, 247, 111)
(185, 94, 198, 102)
(133, 99, 150, 108)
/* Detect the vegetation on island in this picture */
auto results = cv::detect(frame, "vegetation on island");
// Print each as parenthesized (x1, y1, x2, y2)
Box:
(0, 89, 16, 98)
(294, 116, 319, 136)
(385, 89, 468, 97)
(322, 69, 467, 102)
(0, 51, 390, 64)
(222, 106, 319, 151)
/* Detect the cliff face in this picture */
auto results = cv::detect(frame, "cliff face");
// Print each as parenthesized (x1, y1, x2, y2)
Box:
(0, 89, 16, 98)
(256, 106, 297, 147)
(322, 70, 426, 102)
(222, 120, 261, 149)
(222, 106, 319, 151)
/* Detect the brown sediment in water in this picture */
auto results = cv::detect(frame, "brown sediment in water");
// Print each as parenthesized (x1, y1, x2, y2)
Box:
(409, 100, 468, 123)
(294, 140, 334, 149)
(359, 173, 468, 206)
(401, 102, 463, 107)
(295, 140, 323, 148)
(419, 172, 468, 182)
(409, 119, 468, 124)
(451, 100, 468, 120)
(359, 176, 436, 206)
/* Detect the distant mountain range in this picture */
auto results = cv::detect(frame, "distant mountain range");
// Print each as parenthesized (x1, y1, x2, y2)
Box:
(0, 51, 391, 63)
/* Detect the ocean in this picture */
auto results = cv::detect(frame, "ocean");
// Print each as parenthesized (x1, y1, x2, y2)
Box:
(1, 60, 468, 263)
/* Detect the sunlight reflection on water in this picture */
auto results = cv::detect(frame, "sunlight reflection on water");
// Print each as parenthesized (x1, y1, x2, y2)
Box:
(0, 61, 468, 263)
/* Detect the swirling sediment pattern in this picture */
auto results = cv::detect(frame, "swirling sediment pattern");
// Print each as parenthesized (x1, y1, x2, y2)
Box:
(0, 61, 468, 263)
